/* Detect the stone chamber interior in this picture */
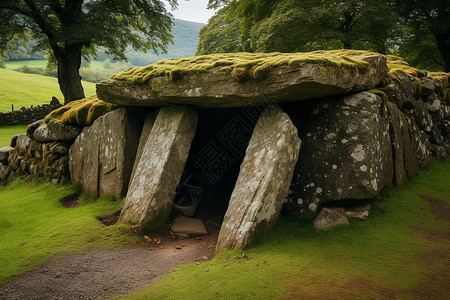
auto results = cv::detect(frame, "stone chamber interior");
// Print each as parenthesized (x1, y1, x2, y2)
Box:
(172, 106, 264, 230)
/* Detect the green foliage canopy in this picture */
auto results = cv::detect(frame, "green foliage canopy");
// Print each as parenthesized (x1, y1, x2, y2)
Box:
(198, 0, 397, 55)
(392, 0, 450, 71)
(200, 0, 449, 71)
(0, 0, 177, 102)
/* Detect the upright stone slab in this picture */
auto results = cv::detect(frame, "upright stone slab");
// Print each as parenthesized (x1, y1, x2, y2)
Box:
(287, 92, 394, 217)
(129, 110, 158, 185)
(216, 106, 301, 251)
(120, 105, 198, 226)
(69, 107, 143, 198)
(386, 102, 419, 185)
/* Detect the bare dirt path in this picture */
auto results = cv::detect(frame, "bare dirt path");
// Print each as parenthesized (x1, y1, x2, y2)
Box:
(0, 232, 218, 300)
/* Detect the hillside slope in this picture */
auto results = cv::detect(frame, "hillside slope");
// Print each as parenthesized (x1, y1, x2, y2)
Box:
(0, 69, 96, 112)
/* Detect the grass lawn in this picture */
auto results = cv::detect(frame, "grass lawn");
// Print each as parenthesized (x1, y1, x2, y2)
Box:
(0, 68, 96, 112)
(4, 60, 104, 70)
(0, 125, 27, 147)
(122, 159, 450, 299)
(0, 160, 448, 297)
(0, 180, 140, 284)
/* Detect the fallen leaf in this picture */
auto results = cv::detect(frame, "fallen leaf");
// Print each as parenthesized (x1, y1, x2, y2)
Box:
(195, 237, 202, 240)
(176, 246, 182, 249)
(144, 235, 152, 243)
(157, 245, 164, 249)
(254, 262, 259, 266)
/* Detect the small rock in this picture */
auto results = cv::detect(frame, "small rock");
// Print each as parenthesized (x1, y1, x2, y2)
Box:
(34, 120, 82, 142)
(170, 216, 208, 238)
(26, 119, 44, 138)
(10, 134, 20, 148)
(313, 207, 349, 230)
(329, 204, 370, 220)
(0, 146, 12, 163)
(16, 134, 31, 152)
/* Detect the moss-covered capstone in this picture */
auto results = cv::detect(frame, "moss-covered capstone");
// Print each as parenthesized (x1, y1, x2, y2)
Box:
(97, 50, 388, 108)
(45, 96, 118, 127)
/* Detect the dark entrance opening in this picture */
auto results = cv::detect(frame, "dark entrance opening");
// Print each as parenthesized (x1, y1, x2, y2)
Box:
(173, 106, 263, 230)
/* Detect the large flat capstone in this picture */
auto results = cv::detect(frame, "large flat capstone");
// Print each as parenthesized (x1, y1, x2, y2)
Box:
(287, 92, 394, 217)
(120, 105, 198, 226)
(97, 51, 387, 108)
(216, 106, 301, 251)
(69, 108, 143, 198)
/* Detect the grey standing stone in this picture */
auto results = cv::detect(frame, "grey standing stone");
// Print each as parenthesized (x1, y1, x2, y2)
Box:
(69, 107, 143, 198)
(120, 105, 198, 226)
(216, 106, 301, 251)
(386, 102, 419, 185)
(129, 110, 158, 186)
(287, 92, 393, 217)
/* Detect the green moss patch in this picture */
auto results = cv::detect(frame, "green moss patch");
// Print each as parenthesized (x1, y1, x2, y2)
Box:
(111, 50, 377, 84)
(44, 96, 118, 127)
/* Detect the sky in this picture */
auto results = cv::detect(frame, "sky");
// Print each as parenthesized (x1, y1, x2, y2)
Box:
(164, 0, 216, 24)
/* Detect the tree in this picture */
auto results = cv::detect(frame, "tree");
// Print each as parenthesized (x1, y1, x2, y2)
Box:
(0, 0, 177, 103)
(199, 0, 397, 55)
(391, 0, 450, 72)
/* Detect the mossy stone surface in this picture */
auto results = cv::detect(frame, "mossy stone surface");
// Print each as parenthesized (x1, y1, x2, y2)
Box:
(45, 96, 118, 127)
(97, 50, 388, 108)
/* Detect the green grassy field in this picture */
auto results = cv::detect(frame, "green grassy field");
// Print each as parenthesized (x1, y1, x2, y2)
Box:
(0, 159, 448, 297)
(0, 68, 96, 112)
(0, 180, 140, 284)
(0, 125, 27, 147)
(4, 60, 104, 70)
(122, 159, 450, 299)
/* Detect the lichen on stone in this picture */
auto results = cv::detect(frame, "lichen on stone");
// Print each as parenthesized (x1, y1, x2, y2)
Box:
(110, 50, 377, 84)
(45, 96, 118, 127)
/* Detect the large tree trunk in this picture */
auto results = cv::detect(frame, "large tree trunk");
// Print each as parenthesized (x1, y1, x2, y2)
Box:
(54, 44, 85, 104)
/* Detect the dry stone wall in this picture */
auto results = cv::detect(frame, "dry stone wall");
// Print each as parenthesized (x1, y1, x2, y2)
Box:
(0, 103, 62, 125)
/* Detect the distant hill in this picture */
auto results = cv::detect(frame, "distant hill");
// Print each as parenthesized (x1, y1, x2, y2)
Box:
(121, 19, 205, 66)
(4, 19, 205, 66)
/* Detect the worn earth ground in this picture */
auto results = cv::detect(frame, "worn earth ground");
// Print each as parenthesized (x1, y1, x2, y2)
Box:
(0, 230, 218, 300)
